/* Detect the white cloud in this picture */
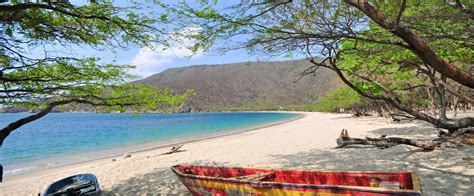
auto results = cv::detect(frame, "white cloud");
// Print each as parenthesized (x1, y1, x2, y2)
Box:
(130, 47, 173, 78)
(130, 27, 204, 78)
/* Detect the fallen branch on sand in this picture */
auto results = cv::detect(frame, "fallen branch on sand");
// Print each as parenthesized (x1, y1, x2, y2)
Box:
(336, 128, 474, 151)
(160, 144, 184, 155)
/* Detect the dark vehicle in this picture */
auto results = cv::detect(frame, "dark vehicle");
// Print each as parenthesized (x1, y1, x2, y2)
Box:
(44, 174, 100, 196)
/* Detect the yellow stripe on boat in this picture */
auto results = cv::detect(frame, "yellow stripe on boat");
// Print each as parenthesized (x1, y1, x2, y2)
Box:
(192, 179, 351, 196)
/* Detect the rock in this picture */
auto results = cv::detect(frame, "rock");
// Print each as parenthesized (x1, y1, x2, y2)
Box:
(123, 153, 131, 159)
(111, 158, 116, 162)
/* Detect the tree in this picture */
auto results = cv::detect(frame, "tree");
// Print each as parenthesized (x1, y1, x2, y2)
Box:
(168, 0, 473, 148)
(343, 0, 473, 88)
(310, 87, 365, 115)
(337, 23, 473, 123)
(0, 2, 189, 147)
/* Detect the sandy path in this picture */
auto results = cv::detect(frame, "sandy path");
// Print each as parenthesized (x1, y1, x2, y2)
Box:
(0, 112, 472, 195)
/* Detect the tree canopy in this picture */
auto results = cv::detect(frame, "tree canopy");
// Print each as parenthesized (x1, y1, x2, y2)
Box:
(310, 87, 363, 113)
(167, 0, 473, 132)
(0, 1, 190, 146)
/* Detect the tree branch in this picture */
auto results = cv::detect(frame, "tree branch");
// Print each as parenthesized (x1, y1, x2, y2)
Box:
(417, 66, 474, 104)
(0, 98, 112, 146)
(343, 0, 474, 88)
(395, 0, 407, 26)
(445, 0, 474, 20)
(0, 3, 109, 20)
(305, 56, 474, 132)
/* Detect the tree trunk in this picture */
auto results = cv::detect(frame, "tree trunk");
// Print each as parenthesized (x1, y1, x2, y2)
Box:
(381, 102, 393, 118)
(453, 96, 459, 117)
(344, 0, 474, 88)
(326, 60, 474, 132)
(371, 101, 384, 117)
(426, 86, 437, 117)
(437, 75, 448, 121)
(351, 105, 362, 117)
(437, 88, 448, 121)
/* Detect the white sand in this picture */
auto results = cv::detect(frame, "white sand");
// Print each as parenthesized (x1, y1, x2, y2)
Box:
(0, 112, 472, 195)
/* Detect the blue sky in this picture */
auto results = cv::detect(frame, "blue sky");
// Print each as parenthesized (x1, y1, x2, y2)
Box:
(67, 36, 300, 79)
(53, 0, 303, 79)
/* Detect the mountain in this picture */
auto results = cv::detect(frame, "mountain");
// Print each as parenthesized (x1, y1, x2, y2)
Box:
(136, 59, 343, 111)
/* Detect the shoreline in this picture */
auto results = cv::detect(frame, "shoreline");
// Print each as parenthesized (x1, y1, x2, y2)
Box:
(4, 112, 304, 178)
(1, 111, 472, 195)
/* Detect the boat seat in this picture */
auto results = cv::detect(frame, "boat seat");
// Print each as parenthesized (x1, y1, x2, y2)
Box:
(231, 171, 275, 181)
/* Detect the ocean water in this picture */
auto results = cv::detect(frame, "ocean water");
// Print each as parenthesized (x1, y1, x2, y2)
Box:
(0, 112, 299, 173)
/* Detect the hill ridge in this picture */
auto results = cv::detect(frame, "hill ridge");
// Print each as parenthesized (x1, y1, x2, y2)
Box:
(136, 59, 342, 112)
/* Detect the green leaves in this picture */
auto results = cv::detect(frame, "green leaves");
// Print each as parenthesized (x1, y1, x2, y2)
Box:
(193, 6, 217, 18)
(1, 56, 190, 112)
(4, 26, 13, 37)
(335, 1, 472, 107)
(310, 87, 363, 112)
(0, 2, 191, 113)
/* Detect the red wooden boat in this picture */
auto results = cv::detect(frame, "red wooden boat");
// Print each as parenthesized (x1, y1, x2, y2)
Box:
(171, 165, 423, 195)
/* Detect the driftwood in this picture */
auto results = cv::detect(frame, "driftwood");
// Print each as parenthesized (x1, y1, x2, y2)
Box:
(335, 129, 435, 150)
(160, 144, 184, 155)
(336, 128, 474, 151)
(433, 127, 474, 145)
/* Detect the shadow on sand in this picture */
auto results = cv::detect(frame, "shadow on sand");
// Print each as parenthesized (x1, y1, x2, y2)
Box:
(103, 124, 472, 195)
(104, 160, 229, 195)
(102, 168, 190, 195)
(266, 125, 473, 195)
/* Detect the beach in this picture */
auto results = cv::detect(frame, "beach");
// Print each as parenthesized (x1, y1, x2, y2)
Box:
(0, 112, 472, 195)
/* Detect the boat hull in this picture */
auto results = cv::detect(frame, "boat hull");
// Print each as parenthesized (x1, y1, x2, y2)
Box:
(44, 173, 101, 196)
(171, 165, 423, 196)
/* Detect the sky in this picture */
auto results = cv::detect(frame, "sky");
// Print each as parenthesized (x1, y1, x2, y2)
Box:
(34, 0, 299, 79)
(67, 36, 300, 79)
(50, 0, 304, 79)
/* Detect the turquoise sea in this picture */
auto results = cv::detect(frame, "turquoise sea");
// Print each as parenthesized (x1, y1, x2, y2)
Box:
(0, 112, 299, 175)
